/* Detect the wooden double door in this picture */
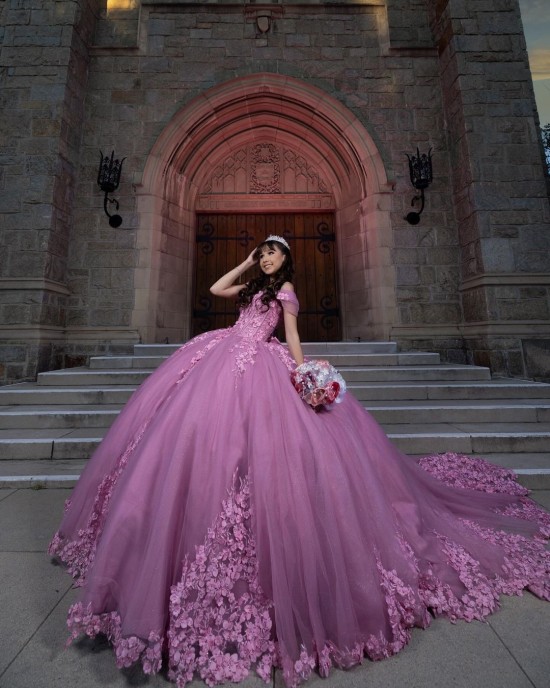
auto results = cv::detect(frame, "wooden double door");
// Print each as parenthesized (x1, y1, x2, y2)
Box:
(192, 214, 341, 341)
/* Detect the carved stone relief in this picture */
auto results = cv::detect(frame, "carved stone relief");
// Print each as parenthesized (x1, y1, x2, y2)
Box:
(283, 149, 328, 193)
(201, 143, 329, 196)
(250, 143, 280, 193)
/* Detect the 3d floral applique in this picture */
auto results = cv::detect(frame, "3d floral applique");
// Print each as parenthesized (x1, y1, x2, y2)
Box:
(48, 418, 152, 582)
(167, 474, 275, 687)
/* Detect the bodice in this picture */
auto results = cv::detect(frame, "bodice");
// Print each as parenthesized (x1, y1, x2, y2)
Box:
(232, 290, 299, 342)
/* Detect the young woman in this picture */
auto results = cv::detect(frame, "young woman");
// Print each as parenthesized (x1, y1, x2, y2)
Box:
(50, 236, 549, 688)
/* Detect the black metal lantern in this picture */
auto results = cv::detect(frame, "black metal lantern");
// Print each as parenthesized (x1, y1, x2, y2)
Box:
(404, 148, 433, 225)
(97, 150, 126, 228)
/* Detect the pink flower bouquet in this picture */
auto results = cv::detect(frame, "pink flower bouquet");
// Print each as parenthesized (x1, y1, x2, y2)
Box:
(290, 360, 347, 410)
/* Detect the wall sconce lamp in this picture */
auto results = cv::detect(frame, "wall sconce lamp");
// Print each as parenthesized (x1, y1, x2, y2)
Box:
(97, 150, 125, 228)
(404, 148, 433, 225)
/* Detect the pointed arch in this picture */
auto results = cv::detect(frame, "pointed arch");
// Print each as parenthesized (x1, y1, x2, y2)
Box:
(133, 73, 396, 343)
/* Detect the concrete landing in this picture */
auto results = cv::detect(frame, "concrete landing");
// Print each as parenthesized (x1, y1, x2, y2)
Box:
(0, 488, 548, 688)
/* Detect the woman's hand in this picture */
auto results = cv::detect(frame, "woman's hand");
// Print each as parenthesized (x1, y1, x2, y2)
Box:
(209, 248, 258, 298)
(244, 247, 258, 268)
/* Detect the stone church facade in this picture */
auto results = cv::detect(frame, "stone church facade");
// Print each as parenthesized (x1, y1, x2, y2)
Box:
(1, 0, 549, 385)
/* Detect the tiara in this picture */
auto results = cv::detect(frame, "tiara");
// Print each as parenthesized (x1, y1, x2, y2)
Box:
(264, 234, 290, 251)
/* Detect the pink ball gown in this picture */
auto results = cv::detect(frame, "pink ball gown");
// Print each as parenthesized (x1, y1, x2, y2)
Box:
(49, 289, 550, 687)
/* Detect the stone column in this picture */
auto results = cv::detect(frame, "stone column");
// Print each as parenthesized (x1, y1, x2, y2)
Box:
(429, 0, 550, 378)
(0, 0, 99, 383)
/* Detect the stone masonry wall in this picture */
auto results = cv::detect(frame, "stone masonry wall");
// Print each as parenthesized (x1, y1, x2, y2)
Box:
(0, 0, 101, 383)
(1, 0, 549, 382)
(64, 0, 460, 356)
(427, 0, 550, 377)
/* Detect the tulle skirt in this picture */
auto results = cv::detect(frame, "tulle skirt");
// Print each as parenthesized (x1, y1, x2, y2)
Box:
(49, 329, 550, 687)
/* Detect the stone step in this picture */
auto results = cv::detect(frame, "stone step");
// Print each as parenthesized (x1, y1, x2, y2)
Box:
(36, 369, 151, 386)
(90, 356, 165, 369)
(1, 456, 548, 489)
(348, 381, 550, 401)
(452, 452, 550, 471)
(3, 401, 550, 429)
(1, 340, 548, 487)
(388, 427, 550, 455)
(367, 402, 550, 424)
(89, 351, 442, 370)
(341, 365, 491, 382)
(0, 428, 108, 460)
(0, 385, 137, 405)
(0, 458, 87, 487)
(36, 364, 491, 386)
(133, 341, 399, 357)
(2, 423, 550, 461)
(3, 380, 550, 406)
(0, 406, 120, 429)
(303, 341, 398, 354)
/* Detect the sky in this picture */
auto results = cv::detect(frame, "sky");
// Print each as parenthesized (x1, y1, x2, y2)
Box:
(518, 0, 550, 125)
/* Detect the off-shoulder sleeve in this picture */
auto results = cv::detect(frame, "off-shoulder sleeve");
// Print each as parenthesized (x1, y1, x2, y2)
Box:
(277, 289, 299, 317)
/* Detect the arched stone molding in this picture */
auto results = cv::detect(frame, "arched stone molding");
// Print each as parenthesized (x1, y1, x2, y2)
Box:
(134, 73, 396, 343)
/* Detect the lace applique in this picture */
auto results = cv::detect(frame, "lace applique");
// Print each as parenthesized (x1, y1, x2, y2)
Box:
(49, 330, 233, 581)
(274, 549, 426, 686)
(167, 473, 275, 687)
(230, 294, 285, 380)
(66, 602, 164, 675)
(500, 498, 550, 538)
(392, 516, 550, 630)
(233, 294, 280, 342)
(58, 475, 274, 685)
(435, 533, 500, 620)
(230, 338, 259, 380)
(276, 553, 425, 686)
(265, 338, 296, 372)
(54, 490, 550, 687)
(278, 640, 365, 686)
(372, 552, 428, 657)
(393, 529, 465, 623)
(459, 519, 550, 600)
(418, 452, 527, 496)
(48, 417, 152, 583)
(176, 330, 213, 353)
(177, 329, 231, 385)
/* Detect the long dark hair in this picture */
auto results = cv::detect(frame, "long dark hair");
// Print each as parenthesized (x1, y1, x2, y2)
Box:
(237, 240, 295, 311)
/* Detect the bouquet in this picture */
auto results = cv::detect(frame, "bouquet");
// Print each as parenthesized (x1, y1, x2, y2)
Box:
(290, 360, 347, 410)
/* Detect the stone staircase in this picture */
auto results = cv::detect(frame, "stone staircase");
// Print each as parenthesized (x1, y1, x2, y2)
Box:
(1, 341, 550, 488)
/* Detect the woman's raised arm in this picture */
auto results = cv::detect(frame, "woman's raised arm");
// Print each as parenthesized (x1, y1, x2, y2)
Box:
(209, 249, 257, 299)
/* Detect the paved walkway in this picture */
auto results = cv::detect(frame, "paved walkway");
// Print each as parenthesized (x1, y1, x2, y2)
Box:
(1, 487, 549, 688)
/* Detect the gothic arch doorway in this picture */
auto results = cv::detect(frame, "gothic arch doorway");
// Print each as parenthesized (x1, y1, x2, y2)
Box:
(135, 73, 395, 344)
(193, 213, 340, 341)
